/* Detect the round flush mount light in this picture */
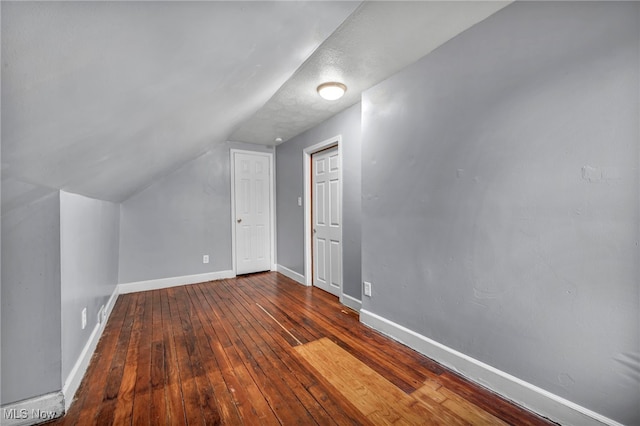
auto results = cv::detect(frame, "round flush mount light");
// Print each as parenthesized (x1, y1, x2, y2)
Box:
(317, 82, 347, 101)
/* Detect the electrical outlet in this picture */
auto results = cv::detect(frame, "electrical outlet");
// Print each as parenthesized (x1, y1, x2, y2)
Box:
(297, 197, 302, 206)
(203, 255, 209, 264)
(97, 305, 105, 325)
(81, 307, 87, 330)
(363, 281, 372, 297)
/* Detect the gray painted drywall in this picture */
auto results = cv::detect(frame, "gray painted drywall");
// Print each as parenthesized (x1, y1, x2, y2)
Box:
(1, 181, 61, 404)
(60, 191, 119, 383)
(361, 2, 639, 424)
(276, 103, 362, 300)
(119, 141, 272, 283)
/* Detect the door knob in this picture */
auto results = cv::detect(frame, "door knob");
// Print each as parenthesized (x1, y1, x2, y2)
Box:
(313, 228, 317, 234)
(237, 218, 242, 223)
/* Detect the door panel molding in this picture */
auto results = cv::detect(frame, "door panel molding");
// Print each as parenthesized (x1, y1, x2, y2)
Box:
(312, 146, 341, 296)
(230, 149, 276, 275)
(303, 135, 343, 301)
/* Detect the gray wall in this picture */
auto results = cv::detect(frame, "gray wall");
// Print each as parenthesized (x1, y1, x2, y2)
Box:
(1, 180, 62, 404)
(60, 191, 120, 382)
(119, 141, 272, 283)
(276, 103, 362, 300)
(361, 2, 639, 424)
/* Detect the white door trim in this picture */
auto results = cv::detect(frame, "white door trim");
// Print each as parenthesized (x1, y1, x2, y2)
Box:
(230, 149, 276, 274)
(303, 135, 343, 301)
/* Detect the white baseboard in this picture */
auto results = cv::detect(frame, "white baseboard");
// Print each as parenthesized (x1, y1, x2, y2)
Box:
(360, 309, 622, 426)
(341, 293, 362, 312)
(0, 392, 64, 425)
(276, 264, 306, 285)
(62, 270, 235, 413)
(62, 285, 120, 411)
(118, 270, 235, 294)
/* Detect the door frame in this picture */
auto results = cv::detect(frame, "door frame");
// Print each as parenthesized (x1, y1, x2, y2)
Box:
(230, 149, 277, 275)
(303, 135, 343, 300)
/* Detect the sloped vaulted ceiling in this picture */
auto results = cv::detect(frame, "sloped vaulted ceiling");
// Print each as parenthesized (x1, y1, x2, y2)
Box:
(1, 1, 510, 203)
(232, 1, 511, 146)
(1, 1, 360, 202)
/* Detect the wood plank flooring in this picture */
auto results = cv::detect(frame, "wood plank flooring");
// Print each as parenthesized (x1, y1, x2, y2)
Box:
(50, 272, 555, 425)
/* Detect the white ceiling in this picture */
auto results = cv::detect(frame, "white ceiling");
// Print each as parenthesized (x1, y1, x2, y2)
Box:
(232, 1, 510, 146)
(1, 1, 510, 203)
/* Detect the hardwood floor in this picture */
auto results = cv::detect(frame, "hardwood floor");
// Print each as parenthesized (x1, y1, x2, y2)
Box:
(50, 272, 555, 425)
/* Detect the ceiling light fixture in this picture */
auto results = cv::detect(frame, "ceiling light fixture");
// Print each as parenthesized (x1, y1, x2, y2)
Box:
(317, 82, 347, 101)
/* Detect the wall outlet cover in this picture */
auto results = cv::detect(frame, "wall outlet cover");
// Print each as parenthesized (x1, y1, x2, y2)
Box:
(97, 305, 105, 325)
(364, 281, 372, 297)
(81, 308, 87, 330)
(203, 255, 210, 264)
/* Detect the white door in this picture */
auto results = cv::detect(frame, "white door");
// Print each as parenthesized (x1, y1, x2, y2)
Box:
(234, 152, 271, 275)
(312, 146, 341, 296)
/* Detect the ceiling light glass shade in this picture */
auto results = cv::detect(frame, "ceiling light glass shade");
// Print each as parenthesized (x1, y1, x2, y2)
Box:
(317, 82, 347, 101)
